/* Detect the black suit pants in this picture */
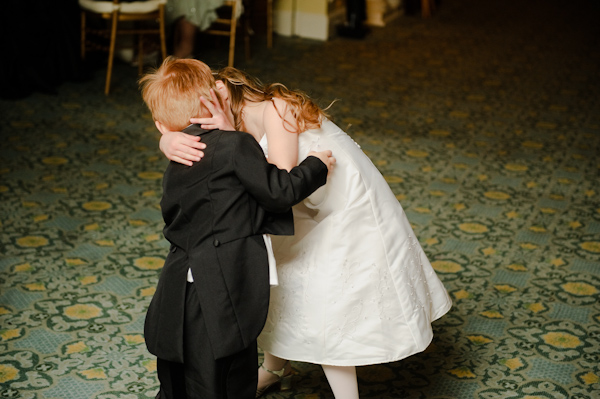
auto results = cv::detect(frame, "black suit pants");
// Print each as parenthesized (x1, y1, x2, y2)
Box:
(156, 283, 258, 399)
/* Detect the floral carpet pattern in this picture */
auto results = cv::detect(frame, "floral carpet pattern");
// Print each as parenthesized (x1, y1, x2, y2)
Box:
(1, 0, 599, 398)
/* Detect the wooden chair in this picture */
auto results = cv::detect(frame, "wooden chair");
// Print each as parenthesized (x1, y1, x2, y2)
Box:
(79, 0, 167, 95)
(204, 0, 248, 67)
(266, 0, 273, 49)
(204, 0, 274, 67)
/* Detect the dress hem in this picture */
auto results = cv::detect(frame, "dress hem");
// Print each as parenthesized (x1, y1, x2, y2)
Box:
(259, 301, 453, 367)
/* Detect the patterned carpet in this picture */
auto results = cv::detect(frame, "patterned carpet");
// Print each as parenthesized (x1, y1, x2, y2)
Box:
(1, 0, 599, 398)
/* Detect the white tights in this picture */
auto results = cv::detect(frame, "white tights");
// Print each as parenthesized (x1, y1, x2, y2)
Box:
(261, 352, 359, 399)
(322, 364, 360, 399)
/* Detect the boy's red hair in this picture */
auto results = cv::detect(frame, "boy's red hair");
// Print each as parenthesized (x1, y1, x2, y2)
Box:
(140, 57, 221, 131)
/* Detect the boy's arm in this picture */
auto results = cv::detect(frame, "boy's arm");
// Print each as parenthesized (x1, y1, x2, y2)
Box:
(233, 133, 333, 213)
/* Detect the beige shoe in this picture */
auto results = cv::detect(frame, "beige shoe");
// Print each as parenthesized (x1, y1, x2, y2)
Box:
(255, 360, 293, 398)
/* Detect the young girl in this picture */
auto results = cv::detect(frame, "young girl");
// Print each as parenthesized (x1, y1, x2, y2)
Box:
(158, 66, 452, 399)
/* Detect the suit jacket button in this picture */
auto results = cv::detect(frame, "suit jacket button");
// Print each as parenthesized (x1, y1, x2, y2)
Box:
(213, 239, 220, 247)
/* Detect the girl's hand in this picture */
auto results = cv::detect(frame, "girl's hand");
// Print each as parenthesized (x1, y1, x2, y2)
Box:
(156, 121, 205, 166)
(190, 89, 236, 131)
(308, 150, 336, 176)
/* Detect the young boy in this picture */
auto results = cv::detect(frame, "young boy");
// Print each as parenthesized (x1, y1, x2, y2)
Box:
(140, 57, 335, 399)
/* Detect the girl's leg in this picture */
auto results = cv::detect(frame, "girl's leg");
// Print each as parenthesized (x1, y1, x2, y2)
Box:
(257, 352, 291, 391)
(321, 365, 359, 399)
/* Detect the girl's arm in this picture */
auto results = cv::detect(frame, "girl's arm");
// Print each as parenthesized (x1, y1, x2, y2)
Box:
(263, 97, 299, 172)
(156, 121, 205, 166)
(158, 90, 233, 166)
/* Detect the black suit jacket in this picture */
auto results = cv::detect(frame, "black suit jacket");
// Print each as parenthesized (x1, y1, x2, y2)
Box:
(144, 125, 328, 362)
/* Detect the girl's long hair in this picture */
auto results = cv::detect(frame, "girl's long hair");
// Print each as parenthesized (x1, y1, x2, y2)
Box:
(215, 67, 330, 133)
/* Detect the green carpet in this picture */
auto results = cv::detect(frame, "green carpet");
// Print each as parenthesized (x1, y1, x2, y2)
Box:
(1, 0, 599, 398)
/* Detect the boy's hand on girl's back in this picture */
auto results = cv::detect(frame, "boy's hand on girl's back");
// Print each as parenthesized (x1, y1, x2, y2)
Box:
(308, 150, 336, 175)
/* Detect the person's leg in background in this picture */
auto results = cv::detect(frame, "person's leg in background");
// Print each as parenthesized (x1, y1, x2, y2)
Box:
(173, 17, 198, 58)
(338, 0, 368, 38)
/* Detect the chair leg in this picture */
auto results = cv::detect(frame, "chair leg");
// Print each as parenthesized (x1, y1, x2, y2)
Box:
(267, 0, 273, 48)
(106, 10, 119, 95)
(228, 31, 236, 67)
(244, 12, 251, 60)
(244, 29, 251, 61)
(81, 11, 86, 59)
(228, 2, 238, 67)
(159, 5, 167, 60)
(138, 34, 144, 75)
